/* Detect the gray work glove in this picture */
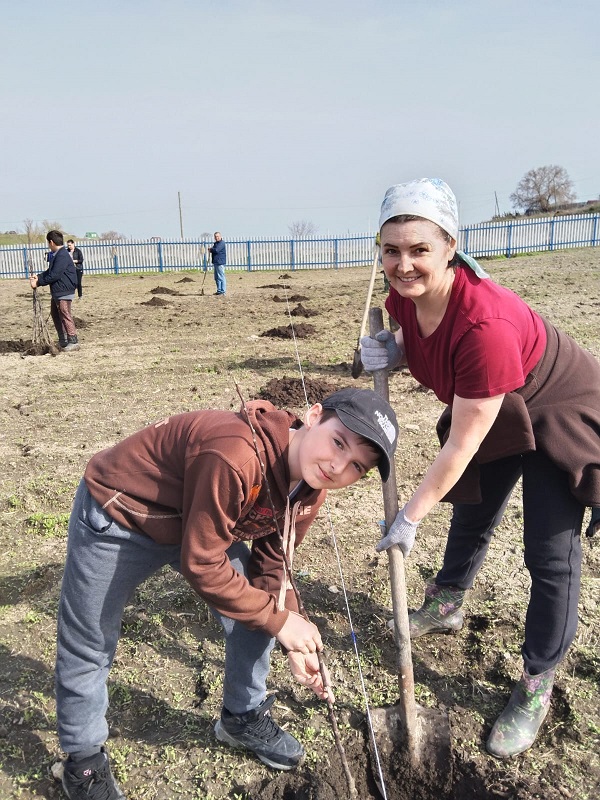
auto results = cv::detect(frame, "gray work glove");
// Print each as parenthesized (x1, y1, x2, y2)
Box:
(360, 330, 404, 372)
(376, 507, 419, 557)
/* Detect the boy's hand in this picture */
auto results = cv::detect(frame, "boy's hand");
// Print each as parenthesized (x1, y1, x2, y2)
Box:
(277, 611, 323, 654)
(287, 651, 334, 702)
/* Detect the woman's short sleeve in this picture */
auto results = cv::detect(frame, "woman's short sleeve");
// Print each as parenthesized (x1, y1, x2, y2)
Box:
(453, 319, 528, 398)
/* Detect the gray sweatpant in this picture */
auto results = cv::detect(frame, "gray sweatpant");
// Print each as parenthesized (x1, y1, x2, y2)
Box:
(56, 480, 275, 754)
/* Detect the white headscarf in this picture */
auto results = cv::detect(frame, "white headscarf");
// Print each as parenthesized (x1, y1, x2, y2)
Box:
(378, 177, 489, 279)
(379, 178, 459, 241)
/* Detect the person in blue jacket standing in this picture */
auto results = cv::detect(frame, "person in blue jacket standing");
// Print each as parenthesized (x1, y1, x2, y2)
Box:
(209, 231, 227, 296)
(30, 230, 79, 351)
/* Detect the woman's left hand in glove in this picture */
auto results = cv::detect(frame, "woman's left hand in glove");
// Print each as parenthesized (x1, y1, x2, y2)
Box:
(376, 506, 419, 557)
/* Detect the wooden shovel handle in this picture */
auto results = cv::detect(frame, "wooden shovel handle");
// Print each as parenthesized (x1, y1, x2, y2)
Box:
(369, 307, 418, 744)
(358, 247, 380, 344)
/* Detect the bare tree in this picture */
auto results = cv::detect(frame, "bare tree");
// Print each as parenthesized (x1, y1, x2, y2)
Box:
(288, 220, 318, 238)
(22, 218, 45, 245)
(42, 219, 64, 233)
(510, 165, 576, 213)
(99, 230, 126, 241)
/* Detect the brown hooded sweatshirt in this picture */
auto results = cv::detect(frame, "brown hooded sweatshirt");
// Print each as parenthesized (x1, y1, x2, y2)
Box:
(84, 401, 326, 637)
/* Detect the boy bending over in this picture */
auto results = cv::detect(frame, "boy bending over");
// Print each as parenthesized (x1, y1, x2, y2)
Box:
(56, 387, 398, 800)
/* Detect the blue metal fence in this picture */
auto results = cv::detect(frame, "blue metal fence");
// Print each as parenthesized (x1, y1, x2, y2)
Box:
(1, 213, 598, 279)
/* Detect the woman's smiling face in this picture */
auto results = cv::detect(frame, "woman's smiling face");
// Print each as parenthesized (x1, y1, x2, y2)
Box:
(380, 218, 456, 301)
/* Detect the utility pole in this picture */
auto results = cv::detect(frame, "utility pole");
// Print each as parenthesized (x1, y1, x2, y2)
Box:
(494, 191, 500, 217)
(178, 191, 184, 238)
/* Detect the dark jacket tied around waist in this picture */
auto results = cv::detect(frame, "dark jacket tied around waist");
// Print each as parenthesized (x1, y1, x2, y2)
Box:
(437, 317, 600, 506)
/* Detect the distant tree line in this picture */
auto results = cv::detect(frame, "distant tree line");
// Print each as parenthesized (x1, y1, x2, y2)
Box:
(0, 221, 127, 245)
(3, 172, 598, 245)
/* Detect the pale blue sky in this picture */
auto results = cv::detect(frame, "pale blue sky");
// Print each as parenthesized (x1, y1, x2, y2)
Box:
(1, 0, 598, 239)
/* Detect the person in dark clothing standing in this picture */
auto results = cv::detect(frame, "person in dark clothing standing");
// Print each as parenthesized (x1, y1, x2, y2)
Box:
(30, 230, 79, 351)
(66, 239, 84, 299)
(208, 231, 227, 295)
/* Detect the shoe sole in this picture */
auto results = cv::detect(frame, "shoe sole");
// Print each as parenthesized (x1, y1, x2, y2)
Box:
(61, 773, 125, 800)
(409, 610, 464, 639)
(410, 622, 464, 638)
(214, 720, 302, 771)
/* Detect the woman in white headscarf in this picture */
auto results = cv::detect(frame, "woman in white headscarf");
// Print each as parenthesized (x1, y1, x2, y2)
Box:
(361, 177, 600, 759)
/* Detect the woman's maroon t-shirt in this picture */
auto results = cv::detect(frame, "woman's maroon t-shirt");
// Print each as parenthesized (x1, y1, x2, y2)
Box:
(384, 266, 546, 404)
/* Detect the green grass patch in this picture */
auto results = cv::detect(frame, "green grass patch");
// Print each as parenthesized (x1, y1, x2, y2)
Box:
(25, 512, 70, 538)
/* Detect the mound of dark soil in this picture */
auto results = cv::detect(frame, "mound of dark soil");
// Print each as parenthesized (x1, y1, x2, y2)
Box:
(141, 296, 171, 307)
(251, 720, 556, 800)
(273, 294, 309, 302)
(259, 283, 291, 289)
(290, 303, 318, 317)
(260, 323, 316, 338)
(252, 734, 375, 800)
(329, 362, 353, 374)
(73, 317, 88, 328)
(0, 339, 60, 356)
(257, 376, 338, 406)
(21, 342, 60, 357)
(175, 276, 195, 283)
(150, 286, 181, 295)
(0, 339, 32, 354)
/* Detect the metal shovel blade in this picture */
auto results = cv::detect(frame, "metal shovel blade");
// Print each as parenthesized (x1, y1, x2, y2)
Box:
(351, 343, 364, 378)
(369, 702, 452, 798)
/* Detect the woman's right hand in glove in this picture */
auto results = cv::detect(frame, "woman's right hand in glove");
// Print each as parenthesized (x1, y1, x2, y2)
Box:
(360, 330, 405, 372)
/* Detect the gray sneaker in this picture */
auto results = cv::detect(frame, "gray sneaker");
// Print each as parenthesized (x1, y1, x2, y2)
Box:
(63, 335, 80, 352)
(61, 748, 125, 799)
(214, 695, 304, 770)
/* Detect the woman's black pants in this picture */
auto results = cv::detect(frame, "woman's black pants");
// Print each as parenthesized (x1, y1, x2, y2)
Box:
(437, 450, 583, 674)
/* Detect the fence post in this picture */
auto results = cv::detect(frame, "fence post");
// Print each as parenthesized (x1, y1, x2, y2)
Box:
(333, 238, 339, 269)
(549, 218, 555, 252)
(464, 226, 470, 255)
(290, 238, 295, 271)
(157, 241, 164, 272)
(592, 215, 598, 246)
(22, 247, 29, 277)
(112, 247, 119, 274)
(247, 240, 252, 272)
(505, 222, 513, 258)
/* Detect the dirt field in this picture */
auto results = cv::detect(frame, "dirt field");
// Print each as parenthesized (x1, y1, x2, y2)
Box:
(0, 249, 599, 800)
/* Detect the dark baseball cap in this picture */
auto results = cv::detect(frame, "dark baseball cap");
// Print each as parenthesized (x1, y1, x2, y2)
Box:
(321, 387, 399, 481)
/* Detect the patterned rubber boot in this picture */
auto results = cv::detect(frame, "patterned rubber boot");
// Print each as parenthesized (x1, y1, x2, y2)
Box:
(486, 666, 556, 758)
(408, 583, 465, 638)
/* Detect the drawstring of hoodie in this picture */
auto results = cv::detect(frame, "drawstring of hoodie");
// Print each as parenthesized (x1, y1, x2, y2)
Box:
(278, 498, 300, 611)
